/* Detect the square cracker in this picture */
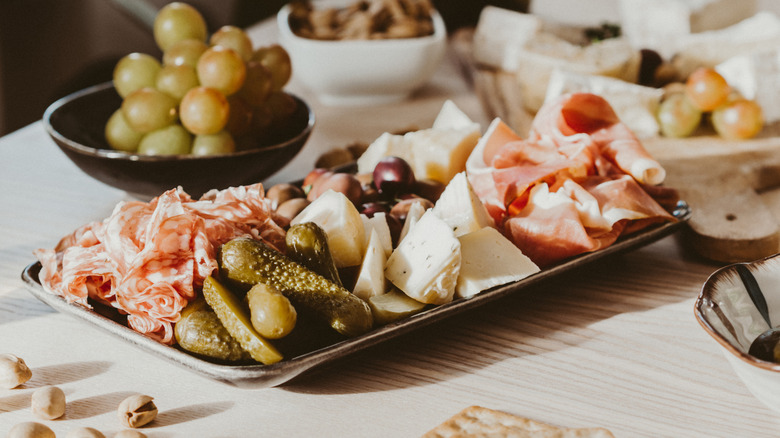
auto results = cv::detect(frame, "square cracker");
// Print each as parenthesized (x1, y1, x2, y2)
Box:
(422, 405, 615, 438)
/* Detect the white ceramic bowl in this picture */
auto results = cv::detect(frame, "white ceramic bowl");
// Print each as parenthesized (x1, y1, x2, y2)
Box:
(695, 253, 780, 413)
(277, 1, 447, 106)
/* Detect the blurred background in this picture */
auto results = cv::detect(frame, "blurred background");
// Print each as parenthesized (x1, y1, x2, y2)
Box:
(0, 0, 528, 136)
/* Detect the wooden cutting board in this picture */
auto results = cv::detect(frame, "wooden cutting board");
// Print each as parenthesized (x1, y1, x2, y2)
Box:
(450, 29, 780, 263)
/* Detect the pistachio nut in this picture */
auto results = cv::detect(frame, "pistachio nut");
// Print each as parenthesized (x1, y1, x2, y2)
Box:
(6, 422, 55, 438)
(0, 353, 33, 389)
(31, 386, 66, 420)
(117, 394, 158, 428)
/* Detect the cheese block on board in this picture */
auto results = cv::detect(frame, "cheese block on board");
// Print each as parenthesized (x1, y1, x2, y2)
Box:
(385, 211, 461, 305)
(473, 6, 543, 70)
(432, 171, 494, 237)
(511, 34, 640, 113)
(669, 11, 780, 79)
(544, 69, 663, 138)
(618, 0, 758, 58)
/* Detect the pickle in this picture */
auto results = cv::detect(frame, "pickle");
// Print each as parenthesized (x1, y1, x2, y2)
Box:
(174, 297, 252, 362)
(219, 237, 374, 337)
(202, 276, 284, 365)
(368, 288, 427, 325)
(285, 222, 342, 286)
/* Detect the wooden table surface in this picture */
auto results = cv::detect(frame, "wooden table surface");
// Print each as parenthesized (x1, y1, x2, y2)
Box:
(1, 16, 778, 438)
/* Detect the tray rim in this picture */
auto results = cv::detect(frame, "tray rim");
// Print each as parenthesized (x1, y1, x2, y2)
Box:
(21, 201, 691, 388)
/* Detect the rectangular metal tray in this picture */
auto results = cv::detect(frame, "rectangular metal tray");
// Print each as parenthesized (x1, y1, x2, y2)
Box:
(22, 201, 691, 388)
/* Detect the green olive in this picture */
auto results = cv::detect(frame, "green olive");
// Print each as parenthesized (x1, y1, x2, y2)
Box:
(246, 283, 297, 339)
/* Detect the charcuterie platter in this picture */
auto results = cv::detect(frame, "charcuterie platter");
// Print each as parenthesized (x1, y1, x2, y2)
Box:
(22, 198, 688, 388)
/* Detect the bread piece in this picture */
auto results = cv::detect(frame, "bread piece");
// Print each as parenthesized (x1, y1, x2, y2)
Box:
(422, 406, 615, 438)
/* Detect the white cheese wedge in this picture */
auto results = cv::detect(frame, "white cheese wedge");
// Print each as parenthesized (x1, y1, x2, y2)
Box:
(544, 69, 664, 138)
(432, 171, 494, 237)
(290, 189, 365, 268)
(473, 6, 543, 70)
(352, 229, 388, 301)
(456, 227, 540, 299)
(398, 201, 427, 244)
(717, 48, 780, 124)
(618, 0, 757, 58)
(385, 211, 461, 305)
(360, 212, 393, 258)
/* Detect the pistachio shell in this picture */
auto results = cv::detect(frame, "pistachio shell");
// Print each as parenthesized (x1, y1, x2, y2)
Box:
(0, 354, 32, 389)
(117, 394, 158, 428)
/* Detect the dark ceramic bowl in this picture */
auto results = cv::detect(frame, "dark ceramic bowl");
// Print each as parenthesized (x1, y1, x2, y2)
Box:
(43, 82, 314, 199)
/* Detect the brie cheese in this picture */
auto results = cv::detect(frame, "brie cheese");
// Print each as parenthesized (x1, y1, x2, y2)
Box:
(385, 211, 461, 305)
(456, 227, 540, 299)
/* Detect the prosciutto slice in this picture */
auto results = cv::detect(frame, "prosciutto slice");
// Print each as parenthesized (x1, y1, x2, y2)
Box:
(466, 92, 677, 267)
(35, 184, 286, 344)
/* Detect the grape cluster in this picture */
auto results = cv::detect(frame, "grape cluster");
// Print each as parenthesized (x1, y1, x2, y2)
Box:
(657, 67, 764, 140)
(105, 2, 295, 156)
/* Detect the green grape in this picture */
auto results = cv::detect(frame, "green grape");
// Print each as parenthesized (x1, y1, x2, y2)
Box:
(153, 2, 207, 52)
(180, 86, 230, 135)
(197, 46, 247, 96)
(685, 67, 730, 112)
(156, 64, 199, 101)
(712, 98, 764, 140)
(210, 25, 253, 61)
(251, 44, 292, 91)
(237, 61, 272, 106)
(163, 38, 208, 68)
(121, 87, 178, 133)
(113, 53, 161, 98)
(138, 124, 192, 155)
(657, 92, 702, 138)
(225, 95, 253, 137)
(105, 109, 143, 152)
(192, 131, 236, 155)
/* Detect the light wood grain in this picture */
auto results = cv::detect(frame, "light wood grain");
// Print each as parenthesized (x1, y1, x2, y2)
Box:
(1, 19, 780, 438)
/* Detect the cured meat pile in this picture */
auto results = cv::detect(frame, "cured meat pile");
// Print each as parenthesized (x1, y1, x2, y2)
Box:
(467, 93, 677, 267)
(34, 184, 286, 344)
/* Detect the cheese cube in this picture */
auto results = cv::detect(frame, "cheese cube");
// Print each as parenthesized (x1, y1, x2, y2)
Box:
(385, 211, 461, 305)
(456, 227, 540, 299)
(432, 171, 494, 237)
(405, 127, 481, 184)
(433, 100, 482, 132)
(398, 201, 427, 244)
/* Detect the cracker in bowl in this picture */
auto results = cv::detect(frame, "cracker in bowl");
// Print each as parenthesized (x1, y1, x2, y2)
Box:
(422, 405, 615, 438)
